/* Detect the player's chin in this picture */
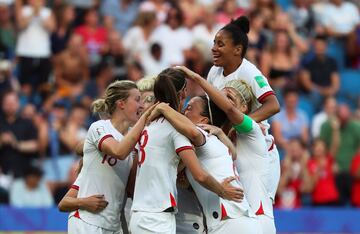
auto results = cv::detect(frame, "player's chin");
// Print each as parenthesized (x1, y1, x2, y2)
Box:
(212, 58, 223, 67)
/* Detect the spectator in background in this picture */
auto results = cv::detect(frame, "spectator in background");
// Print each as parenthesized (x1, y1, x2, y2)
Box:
(142, 42, 169, 76)
(179, 0, 204, 28)
(320, 104, 360, 205)
(251, 0, 280, 30)
(150, 4, 192, 66)
(346, 24, 360, 69)
(277, 138, 312, 209)
(126, 61, 144, 82)
(67, 0, 97, 27)
(246, 10, 268, 65)
(216, 0, 245, 26)
(351, 148, 360, 207)
(123, 11, 158, 63)
(0, 90, 38, 178)
(311, 96, 337, 138)
(10, 165, 53, 207)
(75, 7, 107, 68)
(99, 30, 126, 80)
(298, 35, 340, 107)
(271, 87, 309, 156)
(139, 0, 170, 24)
(101, 0, 140, 35)
(15, 0, 55, 103)
(54, 33, 89, 99)
(0, 3, 16, 59)
(260, 30, 300, 93)
(51, 3, 75, 56)
(308, 138, 340, 206)
(191, 7, 222, 57)
(321, 0, 360, 39)
(287, 0, 316, 38)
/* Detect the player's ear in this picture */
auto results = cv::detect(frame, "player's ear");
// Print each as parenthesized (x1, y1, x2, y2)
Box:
(117, 100, 126, 110)
(234, 45, 242, 56)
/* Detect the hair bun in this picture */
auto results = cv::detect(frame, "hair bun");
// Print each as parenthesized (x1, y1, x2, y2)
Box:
(231, 16, 250, 34)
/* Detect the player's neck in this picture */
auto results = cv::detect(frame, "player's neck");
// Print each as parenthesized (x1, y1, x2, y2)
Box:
(223, 58, 242, 76)
(110, 116, 131, 135)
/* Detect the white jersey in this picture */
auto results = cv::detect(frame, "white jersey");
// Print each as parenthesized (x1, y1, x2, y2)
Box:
(76, 120, 133, 231)
(207, 59, 275, 118)
(207, 59, 280, 200)
(186, 128, 255, 229)
(131, 118, 193, 213)
(233, 116, 273, 218)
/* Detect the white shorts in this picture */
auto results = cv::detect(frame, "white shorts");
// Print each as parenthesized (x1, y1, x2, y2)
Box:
(268, 146, 280, 201)
(208, 216, 261, 234)
(129, 211, 175, 234)
(258, 215, 276, 234)
(176, 212, 204, 234)
(68, 216, 122, 234)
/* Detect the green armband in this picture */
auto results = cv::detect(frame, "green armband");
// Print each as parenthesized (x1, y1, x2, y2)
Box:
(233, 115, 253, 133)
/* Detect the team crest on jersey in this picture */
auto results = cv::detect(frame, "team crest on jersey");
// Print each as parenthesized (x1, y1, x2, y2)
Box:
(96, 126, 105, 136)
(255, 76, 268, 88)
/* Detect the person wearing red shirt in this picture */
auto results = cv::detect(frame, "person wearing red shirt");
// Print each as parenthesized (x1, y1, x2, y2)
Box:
(350, 151, 360, 207)
(308, 138, 339, 206)
(75, 8, 107, 66)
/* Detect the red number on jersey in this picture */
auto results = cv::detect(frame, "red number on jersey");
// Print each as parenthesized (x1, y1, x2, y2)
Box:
(138, 130, 148, 166)
(101, 154, 118, 166)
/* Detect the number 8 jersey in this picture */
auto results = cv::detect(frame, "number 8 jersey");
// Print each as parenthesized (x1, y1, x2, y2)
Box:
(77, 119, 133, 231)
(131, 118, 193, 213)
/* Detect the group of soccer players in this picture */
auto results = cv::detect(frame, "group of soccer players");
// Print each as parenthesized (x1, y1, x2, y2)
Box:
(58, 16, 281, 234)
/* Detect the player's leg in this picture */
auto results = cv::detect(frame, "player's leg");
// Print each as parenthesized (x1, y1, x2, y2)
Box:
(129, 211, 176, 234)
(176, 187, 205, 234)
(258, 215, 276, 234)
(209, 216, 261, 234)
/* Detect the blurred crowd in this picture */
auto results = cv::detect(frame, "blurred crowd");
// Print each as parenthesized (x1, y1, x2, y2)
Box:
(0, 0, 359, 209)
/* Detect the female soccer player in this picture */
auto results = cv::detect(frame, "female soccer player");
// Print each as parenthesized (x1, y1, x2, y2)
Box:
(67, 80, 155, 234)
(149, 96, 261, 233)
(207, 16, 281, 202)
(129, 68, 243, 234)
(177, 66, 276, 234)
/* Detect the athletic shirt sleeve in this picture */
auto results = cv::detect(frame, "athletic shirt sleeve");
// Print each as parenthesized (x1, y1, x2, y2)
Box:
(206, 66, 217, 85)
(246, 74, 274, 104)
(88, 122, 114, 152)
(171, 129, 193, 155)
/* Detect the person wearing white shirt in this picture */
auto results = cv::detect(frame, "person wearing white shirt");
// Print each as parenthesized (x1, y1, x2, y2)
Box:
(10, 166, 53, 208)
(311, 96, 337, 138)
(177, 65, 277, 234)
(130, 68, 243, 234)
(67, 80, 155, 234)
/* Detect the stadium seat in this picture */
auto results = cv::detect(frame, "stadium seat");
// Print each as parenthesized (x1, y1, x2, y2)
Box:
(337, 69, 360, 108)
(298, 95, 315, 120)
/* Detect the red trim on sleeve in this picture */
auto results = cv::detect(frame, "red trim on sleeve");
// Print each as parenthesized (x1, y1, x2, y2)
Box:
(256, 201, 265, 215)
(221, 203, 228, 220)
(258, 91, 275, 104)
(170, 193, 177, 207)
(268, 139, 275, 152)
(98, 134, 113, 152)
(176, 146, 194, 154)
(74, 210, 80, 219)
(71, 185, 79, 190)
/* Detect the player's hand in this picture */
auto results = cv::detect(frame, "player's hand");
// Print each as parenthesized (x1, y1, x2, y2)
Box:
(197, 124, 222, 137)
(140, 102, 159, 123)
(80, 195, 108, 213)
(220, 176, 244, 202)
(223, 88, 240, 107)
(174, 66, 201, 81)
(146, 102, 168, 124)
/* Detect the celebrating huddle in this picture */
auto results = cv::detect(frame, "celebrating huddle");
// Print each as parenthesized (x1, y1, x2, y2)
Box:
(59, 16, 281, 234)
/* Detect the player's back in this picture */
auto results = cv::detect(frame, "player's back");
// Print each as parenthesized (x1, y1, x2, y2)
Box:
(77, 119, 132, 231)
(132, 118, 192, 213)
(187, 128, 255, 229)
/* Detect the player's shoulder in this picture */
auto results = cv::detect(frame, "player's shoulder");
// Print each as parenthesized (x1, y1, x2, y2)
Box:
(89, 119, 109, 133)
(238, 59, 262, 76)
